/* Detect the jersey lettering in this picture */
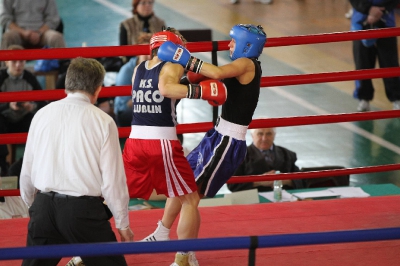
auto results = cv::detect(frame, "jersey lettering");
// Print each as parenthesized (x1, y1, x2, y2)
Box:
(132, 90, 164, 103)
(139, 79, 153, 89)
(133, 105, 162, 113)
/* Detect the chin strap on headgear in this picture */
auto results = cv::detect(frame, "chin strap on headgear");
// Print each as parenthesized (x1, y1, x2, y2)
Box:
(229, 24, 267, 60)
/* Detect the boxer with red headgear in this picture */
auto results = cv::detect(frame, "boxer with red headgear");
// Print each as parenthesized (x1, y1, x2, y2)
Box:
(123, 27, 226, 266)
(143, 24, 267, 261)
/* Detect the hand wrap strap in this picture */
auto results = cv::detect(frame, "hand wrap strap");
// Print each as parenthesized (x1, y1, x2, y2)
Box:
(186, 84, 202, 99)
(185, 56, 204, 73)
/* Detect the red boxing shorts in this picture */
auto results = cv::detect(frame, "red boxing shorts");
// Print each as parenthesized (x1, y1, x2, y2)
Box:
(123, 138, 197, 200)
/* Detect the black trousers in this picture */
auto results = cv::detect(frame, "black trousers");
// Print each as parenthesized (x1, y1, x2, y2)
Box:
(22, 193, 127, 266)
(352, 36, 400, 101)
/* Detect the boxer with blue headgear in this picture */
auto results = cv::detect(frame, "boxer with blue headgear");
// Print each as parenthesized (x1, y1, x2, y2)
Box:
(143, 25, 267, 261)
(229, 24, 267, 60)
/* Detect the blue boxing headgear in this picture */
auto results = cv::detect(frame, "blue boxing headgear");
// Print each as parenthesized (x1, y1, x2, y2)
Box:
(229, 24, 267, 60)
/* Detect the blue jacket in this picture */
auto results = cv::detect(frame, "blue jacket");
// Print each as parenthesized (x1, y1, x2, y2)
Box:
(350, 0, 399, 46)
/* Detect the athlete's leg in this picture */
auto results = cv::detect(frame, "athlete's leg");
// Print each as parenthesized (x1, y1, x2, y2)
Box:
(161, 197, 182, 228)
(176, 191, 201, 239)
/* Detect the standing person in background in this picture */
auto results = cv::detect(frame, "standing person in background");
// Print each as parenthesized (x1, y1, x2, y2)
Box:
(350, 0, 400, 111)
(123, 28, 226, 266)
(0, 0, 66, 50)
(20, 57, 133, 266)
(142, 24, 266, 264)
(228, 127, 304, 192)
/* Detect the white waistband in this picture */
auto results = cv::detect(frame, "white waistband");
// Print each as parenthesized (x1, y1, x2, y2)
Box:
(215, 117, 248, 141)
(129, 125, 178, 140)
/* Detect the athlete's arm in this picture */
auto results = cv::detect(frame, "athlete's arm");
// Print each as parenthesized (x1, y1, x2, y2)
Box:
(158, 62, 227, 106)
(200, 57, 255, 85)
(158, 62, 188, 99)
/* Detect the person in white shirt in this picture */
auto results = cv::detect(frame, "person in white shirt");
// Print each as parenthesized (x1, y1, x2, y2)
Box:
(20, 57, 133, 266)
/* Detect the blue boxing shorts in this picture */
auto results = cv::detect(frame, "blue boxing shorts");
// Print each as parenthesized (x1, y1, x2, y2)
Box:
(186, 117, 248, 198)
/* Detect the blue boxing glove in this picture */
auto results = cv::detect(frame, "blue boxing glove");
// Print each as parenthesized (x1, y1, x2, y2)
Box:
(158, 41, 204, 73)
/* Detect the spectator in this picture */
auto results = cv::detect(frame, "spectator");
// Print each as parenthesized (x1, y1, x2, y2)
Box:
(349, 0, 400, 111)
(0, 44, 46, 175)
(119, 0, 165, 49)
(228, 127, 305, 192)
(0, 0, 66, 50)
(19, 57, 133, 265)
(119, 0, 165, 67)
(0, 45, 46, 133)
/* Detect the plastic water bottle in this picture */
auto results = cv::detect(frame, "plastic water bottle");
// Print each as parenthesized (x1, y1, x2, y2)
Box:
(273, 171, 282, 202)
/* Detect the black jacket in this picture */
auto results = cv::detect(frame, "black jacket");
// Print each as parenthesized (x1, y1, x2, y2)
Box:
(0, 69, 46, 112)
(228, 143, 304, 192)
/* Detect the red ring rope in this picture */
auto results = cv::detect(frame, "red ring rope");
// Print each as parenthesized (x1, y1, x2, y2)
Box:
(1, 111, 400, 145)
(2, 163, 399, 197)
(0, 27, 399, 60)
(2, 66, 400, 103)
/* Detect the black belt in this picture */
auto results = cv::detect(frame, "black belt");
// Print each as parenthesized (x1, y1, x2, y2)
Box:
(40, 191, 100, 200)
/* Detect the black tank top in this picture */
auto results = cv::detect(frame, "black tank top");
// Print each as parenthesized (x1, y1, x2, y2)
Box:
(221, 58, 261, 126)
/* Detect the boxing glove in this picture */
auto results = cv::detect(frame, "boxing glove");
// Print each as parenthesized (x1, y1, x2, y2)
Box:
(186, 80, 227, 106)
(186, 71, 208, 84)
(158, 41, 204, 73)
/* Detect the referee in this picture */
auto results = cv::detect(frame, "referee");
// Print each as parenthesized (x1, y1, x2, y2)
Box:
(20, 57, 133, 266)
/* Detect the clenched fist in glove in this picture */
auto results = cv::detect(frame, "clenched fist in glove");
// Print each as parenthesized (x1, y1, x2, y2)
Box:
(158, 41, 204, 73)
(186, 80, 227, 106)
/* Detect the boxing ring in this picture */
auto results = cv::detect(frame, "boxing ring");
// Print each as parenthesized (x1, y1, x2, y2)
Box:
(1, 27, 400, 265)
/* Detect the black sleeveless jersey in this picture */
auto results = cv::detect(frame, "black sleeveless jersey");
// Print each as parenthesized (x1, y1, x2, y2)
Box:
(221, 58, 261, 126)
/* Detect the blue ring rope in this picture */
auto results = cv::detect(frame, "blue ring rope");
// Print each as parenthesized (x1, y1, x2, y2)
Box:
(1, 227, 399, 260)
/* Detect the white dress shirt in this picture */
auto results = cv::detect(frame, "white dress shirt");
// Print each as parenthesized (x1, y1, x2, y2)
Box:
(20, 92, 130, 229)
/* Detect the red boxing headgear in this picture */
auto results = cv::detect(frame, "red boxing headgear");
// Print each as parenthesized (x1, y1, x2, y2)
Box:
(150, 30, 185, 51)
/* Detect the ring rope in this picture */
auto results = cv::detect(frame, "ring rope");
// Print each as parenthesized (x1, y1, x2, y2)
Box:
(2, 66, 400, 103)
(0, 227, 399, 261)
(2, 163, 399, 197)
(0, 27, 399, 60)
(2, 111, 400, 145)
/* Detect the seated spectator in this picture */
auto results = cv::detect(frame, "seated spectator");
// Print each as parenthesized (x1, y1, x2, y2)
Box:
(119, 0, 165, 54)
(0, 45, 47, 132)
(114, 32, 152, 127)
(0, 0, 66, 50)
(0, 44, 47, 175)
(228, 127, 305, 192)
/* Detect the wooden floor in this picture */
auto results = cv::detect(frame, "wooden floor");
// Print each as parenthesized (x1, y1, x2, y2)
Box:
(163, 0, 399, 110)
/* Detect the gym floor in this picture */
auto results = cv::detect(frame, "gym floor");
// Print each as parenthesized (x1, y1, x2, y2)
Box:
(5, 0, 400, 186)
